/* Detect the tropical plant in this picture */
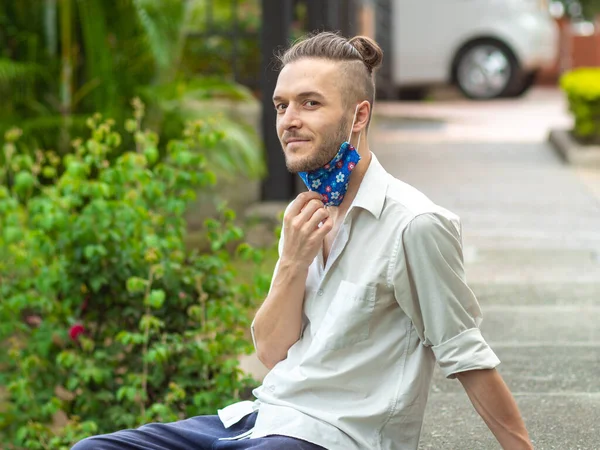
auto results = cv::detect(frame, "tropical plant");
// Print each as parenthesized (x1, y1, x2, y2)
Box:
(0, 0, 264, 179)
(0, 100, 270, 449)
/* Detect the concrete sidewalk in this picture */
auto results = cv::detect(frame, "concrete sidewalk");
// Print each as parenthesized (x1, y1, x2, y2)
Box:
(374, 88, 600, 450)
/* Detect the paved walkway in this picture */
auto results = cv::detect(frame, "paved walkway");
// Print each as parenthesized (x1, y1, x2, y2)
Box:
(373, 87, 600, 450)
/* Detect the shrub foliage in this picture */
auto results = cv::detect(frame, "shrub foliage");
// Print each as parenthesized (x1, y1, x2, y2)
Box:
(0, 100, 267, 449)
(560, 68, 600, 144)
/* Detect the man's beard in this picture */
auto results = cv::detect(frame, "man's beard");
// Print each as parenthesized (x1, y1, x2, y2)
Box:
(284, 117, 351, 174)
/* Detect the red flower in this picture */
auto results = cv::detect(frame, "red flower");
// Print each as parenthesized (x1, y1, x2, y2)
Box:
(325, 186, 332, 192)
(348, 162, 356, 170)
(321, 194, 329, 202)
(336, 161, 343, 168)
(69, 324, 85, 341)
(324, 164, 330, 169)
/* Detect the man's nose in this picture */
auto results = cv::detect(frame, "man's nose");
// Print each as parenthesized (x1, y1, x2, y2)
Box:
(279, 104, 302, 130)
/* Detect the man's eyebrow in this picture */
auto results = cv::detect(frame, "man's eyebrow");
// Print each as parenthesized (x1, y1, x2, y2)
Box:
(272, 91, 326, 103)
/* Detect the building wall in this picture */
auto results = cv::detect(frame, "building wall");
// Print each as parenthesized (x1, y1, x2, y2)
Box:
(538, 16, 600, 84)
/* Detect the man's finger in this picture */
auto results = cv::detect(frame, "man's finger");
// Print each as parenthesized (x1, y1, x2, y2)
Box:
(314, 216, 333, 237)
(285, 191, 322, 219)
(305, 206, 330, 231)
(297, 199, 326, 224)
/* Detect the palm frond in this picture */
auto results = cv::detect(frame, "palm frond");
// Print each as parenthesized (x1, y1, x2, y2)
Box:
(132, 0, 186, 71)
(136, 75, 265, 179)
(76, 0, 118, 115)
(0, 59, 40, 88)
(138, 76, 254, 109)
(1, 114, 89, 151)
(210, 116, 266, 180)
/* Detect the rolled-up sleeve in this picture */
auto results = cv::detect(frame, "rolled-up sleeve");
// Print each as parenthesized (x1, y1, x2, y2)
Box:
(394, 212, 500, 379)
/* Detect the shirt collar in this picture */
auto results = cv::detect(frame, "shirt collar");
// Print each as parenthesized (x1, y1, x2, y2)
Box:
(348, 152, 388, 219)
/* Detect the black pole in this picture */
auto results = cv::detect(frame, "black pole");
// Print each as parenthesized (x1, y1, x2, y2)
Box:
(339, 0, 357, 37)
(260, 0, 295, 201)
(307, 0, 355, 36)
(306, 0, 327, 32)
(375, 0, 395, 100)
(326, 0, 341, 32)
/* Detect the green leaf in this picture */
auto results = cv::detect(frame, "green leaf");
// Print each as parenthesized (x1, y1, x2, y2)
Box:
(139, 314, 165, 332)
(144, 145, 159, 164)
(3, 226, 23, 244)
(56, 351, 77, 369)
(90, 275, 107, 293)
(146, 289, 166, 309)
(14, 171, 35, 194)
(116, 386, 137, 403)
(42, 166, 57, 178)
(115, 331, 145, 345)
(126, 277, 148, 294)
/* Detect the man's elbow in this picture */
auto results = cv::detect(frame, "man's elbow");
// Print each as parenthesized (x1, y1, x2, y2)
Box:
(256, 347, 285, 370)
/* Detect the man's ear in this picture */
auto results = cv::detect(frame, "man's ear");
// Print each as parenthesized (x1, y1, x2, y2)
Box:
(357, 100, 371, 131)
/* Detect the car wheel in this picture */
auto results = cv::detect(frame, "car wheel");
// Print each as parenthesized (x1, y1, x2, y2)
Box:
(454, 40, 522, 100)
(503, 70, 538, 98)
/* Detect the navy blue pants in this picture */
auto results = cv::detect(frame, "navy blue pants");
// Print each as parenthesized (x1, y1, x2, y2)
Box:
(71, 412, 326, 450)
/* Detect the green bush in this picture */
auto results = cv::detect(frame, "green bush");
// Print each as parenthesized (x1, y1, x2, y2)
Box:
(0, 100, 269, 449)
(560, 68, 600, 144)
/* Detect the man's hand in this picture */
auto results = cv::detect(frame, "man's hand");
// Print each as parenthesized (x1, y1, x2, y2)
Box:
(456, 369, 533, 449)
(281, 192, 333, 268)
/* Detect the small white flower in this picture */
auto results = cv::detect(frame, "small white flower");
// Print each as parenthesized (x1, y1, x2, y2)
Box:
(336, 173, 345, 183)
(312, 179, 322, 189)
(331, 192, 340, 200)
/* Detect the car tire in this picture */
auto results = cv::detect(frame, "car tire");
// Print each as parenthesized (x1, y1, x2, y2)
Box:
(502, 70, 538, 98)
(397, 87, 429, 101)
(453, 39, 524, 100)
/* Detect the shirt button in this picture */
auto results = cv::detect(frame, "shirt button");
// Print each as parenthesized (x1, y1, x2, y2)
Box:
(317, 290, 324, 296)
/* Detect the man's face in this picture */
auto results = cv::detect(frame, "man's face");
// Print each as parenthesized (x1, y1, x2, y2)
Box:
(273, 58, 351, 173)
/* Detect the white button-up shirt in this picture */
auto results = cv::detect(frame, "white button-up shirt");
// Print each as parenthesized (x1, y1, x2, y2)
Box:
(218, 153, 500, 449)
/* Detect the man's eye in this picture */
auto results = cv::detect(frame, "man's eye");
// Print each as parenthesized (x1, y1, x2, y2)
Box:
(275, 104, 287, 112)
(305, 100, 320, 107)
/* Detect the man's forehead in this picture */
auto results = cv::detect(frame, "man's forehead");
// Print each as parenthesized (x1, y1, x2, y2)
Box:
(274, 58, 341, 99)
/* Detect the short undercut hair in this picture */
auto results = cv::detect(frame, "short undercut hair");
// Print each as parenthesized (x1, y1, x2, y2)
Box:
(277, 31, 384, 127)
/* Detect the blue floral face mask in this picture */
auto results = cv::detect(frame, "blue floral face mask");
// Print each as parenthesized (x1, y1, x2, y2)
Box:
(298, 106, 362, 207)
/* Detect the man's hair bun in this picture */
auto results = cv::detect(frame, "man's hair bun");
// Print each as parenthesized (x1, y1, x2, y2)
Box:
(348, 36, 384, 73)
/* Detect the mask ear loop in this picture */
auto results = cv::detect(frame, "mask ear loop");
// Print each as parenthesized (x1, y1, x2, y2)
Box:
(347, 104, 362, 151)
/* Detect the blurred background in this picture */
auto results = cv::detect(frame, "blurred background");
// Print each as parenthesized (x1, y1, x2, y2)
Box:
(2, 1, 600, 449)
(2, 0, 600, 202)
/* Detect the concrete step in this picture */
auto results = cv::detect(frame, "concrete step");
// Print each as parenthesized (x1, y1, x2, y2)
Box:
(419, 392, 600, 450)
(479, 305, 600, 344)
(430, 346, 600, 394)
(471, 282, 600, 307)
(463, 247, 600, 284)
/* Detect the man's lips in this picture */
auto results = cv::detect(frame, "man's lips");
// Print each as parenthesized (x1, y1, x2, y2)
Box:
(285, 138, 310, 145)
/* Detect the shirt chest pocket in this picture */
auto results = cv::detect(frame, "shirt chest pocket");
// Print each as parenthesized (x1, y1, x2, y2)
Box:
(314, 280, 376, 352)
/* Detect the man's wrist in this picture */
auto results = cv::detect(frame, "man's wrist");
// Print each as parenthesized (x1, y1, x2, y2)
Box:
(278, 257, 310, 273)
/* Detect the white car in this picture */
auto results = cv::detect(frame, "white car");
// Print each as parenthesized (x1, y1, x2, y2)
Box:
(391, 0, 560, 99)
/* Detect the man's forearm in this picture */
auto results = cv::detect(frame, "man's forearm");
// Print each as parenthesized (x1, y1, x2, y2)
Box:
(456, 369, 532, 450)
(252, 259, 308, 369)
